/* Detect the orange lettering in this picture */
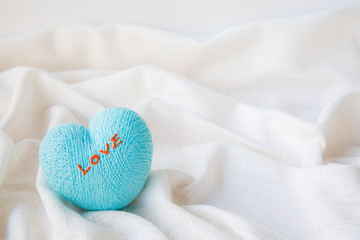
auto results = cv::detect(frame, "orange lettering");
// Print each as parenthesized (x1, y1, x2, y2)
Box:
(111, 133, 122, 149)
(78, 164, 91, 175)
(99, 143, 109, 155)
(78, 134, 123, 176)
(90, 154, 100, 165)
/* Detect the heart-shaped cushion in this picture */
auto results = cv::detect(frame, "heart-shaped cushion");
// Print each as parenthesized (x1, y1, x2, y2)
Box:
(39, 107, 153, 210)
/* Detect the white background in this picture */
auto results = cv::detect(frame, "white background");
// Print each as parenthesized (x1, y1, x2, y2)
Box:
(0, 0, 359, 37)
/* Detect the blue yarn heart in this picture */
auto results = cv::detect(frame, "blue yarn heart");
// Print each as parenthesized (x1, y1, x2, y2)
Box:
(39, 107, 153, 211)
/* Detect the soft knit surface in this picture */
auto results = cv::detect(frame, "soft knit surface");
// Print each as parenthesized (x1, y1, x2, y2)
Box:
(39, 107, 153, 210)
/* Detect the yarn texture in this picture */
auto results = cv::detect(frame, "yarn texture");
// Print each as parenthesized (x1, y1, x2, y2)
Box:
(39, 107, 153, 211)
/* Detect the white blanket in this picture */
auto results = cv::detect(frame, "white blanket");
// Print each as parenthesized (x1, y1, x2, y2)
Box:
(1, 7, 360, 240)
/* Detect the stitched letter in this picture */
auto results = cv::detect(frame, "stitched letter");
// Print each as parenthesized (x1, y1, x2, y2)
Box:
(99, 143, 109, 155)
(111, 133, 122, 149)
(90, 154, 100, 165)
(78, 164, 91, 175)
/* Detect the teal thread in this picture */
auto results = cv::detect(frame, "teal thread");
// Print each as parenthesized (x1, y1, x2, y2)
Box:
(39, 107, 153, 210)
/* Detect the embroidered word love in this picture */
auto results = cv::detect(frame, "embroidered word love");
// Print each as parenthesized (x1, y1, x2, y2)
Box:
(77, 133, 122, 175)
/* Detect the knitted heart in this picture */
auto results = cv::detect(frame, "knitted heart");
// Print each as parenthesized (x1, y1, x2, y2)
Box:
(39, 107, 153, 211)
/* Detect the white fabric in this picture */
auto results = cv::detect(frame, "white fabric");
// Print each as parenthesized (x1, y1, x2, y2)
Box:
(1, 6, 360, 240)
